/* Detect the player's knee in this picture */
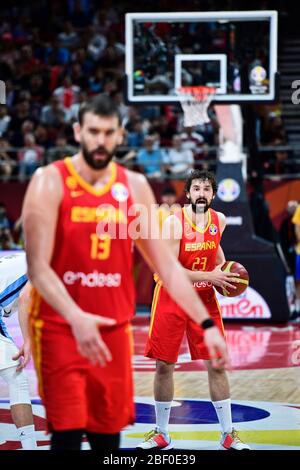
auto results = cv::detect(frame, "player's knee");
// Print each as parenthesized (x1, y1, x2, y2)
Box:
(205, 360, 227, 377)
(2, 366, 31, 406)
(156, 360, 175, 376)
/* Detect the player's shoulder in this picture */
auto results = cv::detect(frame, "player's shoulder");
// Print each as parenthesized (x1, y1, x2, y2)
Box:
(32, 162, 62, 182)
(214, 210, 226, 228)
(214, 210, 226, 221)
(26, 163, 63, 201)
(124, 168, 152, 202)
(125, 167, 148, 187)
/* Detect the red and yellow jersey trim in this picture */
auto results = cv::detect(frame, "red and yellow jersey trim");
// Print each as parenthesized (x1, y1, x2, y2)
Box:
(64, 157, 117, 197)
(183, 207, 212, 234)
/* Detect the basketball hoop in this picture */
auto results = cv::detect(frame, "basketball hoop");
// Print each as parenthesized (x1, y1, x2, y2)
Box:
(177, 86, 216, 127)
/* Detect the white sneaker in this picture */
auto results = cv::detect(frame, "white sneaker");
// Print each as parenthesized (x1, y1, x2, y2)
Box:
(136, 429, 173, 450)
(219, 428, 251, 450)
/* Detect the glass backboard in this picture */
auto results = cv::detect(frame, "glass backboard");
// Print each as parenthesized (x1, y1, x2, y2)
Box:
(125, 11, 278, 103)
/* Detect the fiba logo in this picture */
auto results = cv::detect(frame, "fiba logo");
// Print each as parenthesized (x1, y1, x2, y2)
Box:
(111, 182, 129, 202)
(250, 65, 267, 85)
(217, 178, 240, 203)
(209, 224, 218, 236)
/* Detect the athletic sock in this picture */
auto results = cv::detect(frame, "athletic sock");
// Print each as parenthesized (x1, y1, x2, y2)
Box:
(18, 424, 37, 450)
(212, 398, 232, 434)
(155, 401, 172, 436)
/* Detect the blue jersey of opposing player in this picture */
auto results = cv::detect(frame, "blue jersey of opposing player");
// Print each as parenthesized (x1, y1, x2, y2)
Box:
(0, 253, 28, 340)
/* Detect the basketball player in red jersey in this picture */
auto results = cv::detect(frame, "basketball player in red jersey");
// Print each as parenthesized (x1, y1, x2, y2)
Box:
(22, 96, 228, 450)
(138, 170, 251, 451)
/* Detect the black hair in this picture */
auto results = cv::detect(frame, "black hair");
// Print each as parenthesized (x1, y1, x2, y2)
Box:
(78, 94, 121, 126)
(184, 169, 217, 195)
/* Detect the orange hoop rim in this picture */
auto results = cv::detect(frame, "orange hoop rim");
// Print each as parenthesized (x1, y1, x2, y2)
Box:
(177, 85, 216, 101)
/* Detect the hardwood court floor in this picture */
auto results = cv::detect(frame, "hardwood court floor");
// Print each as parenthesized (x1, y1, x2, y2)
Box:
(0, 317, 299, 450)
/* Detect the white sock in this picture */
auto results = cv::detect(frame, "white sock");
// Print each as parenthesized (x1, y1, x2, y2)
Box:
(212, 399, 232, 434)
(155, 401, 172, 436)
(18, 424, 37, 450)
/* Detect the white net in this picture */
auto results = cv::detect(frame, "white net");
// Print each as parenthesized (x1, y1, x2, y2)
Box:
(177, 86, 216, 126)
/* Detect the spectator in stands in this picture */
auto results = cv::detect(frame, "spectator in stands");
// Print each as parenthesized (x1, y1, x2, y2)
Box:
(87, 25, 107, 61)
(279, 200, 298, 273)
(13, 216, 25, 248)
(9, 119, 35, 149)
(34, 124, 53, 150)
(8, 100, 36, 135)
(0, 138, 15, 182)
(17, 133, 44, 181)
(28, 74, 50, 105)
(41, 96, 69, 128)
(0, 105, 11, 137)
(0, 203, 12, 230)
(112, 91, 129, 123)
(263, 114, 286, 144)
(292, 203, 300, 317)
(180, 125, 209, 169)
(19, 44, 41, 78)
(53, 76, 80, 111)
(152, 115, 176, 147)
(46, 135, 78, 163)
(88, 66, 105, 95)
(0, 227, 20, 250)
(58, 21, 79, 49)
(157, 186, 180, 230)
(127, 119, 145, 148)
(164, 134, 194, 177)
(44, 38, 71, 67)
(136, 134, 163, 178)
(68, 91, 87, 123)
(263, 138, 290, 174)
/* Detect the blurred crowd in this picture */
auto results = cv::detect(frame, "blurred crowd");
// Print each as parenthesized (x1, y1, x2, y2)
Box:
(0, 0, 294, 183)
(0, 0, 221, 183)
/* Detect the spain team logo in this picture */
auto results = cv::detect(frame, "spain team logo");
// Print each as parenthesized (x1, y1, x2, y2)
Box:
(111, 182, 129, 202)
(209, 224, 218, 235)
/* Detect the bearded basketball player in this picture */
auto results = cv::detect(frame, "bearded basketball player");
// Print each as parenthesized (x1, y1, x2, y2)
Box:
(22, 96, 228, 450)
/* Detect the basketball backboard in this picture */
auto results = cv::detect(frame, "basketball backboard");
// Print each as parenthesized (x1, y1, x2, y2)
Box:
(125, 11, 278, 104)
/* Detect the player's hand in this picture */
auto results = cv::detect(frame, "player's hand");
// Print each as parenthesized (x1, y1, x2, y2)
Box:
(203, 326, 229, 370)
(70, 311, 116, 367)
(208, 263, 239, 290)
(12, 340, 32, 371)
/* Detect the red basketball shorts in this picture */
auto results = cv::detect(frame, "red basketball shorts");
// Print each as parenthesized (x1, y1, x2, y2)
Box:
(30, 320, 135, 433)
(145, 284, 225, 363)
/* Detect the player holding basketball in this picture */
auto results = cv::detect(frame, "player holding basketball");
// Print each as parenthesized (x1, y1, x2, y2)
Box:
(22, 95, 228, 450)
(0, 253, 37, 449)
(137, 170, 251, 451)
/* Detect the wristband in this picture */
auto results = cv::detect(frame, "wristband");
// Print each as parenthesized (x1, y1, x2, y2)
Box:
(201, 318, 215, 330)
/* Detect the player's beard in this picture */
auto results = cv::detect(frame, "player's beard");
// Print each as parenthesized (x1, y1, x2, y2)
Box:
(191, 197, 212, 213)
(81, 141, 116, 170)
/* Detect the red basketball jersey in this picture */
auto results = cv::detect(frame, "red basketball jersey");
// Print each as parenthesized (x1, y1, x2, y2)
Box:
(35, 158, 136, 325)
(176, 207, 221, 291)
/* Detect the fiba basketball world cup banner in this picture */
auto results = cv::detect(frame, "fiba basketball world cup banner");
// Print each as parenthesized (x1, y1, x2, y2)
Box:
(213, 162, 290, 322)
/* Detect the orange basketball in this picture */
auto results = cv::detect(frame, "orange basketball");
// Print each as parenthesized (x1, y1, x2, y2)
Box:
(214, 261, 249, 297)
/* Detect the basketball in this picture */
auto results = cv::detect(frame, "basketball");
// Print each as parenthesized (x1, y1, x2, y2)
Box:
(214, 261, 249, 297)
